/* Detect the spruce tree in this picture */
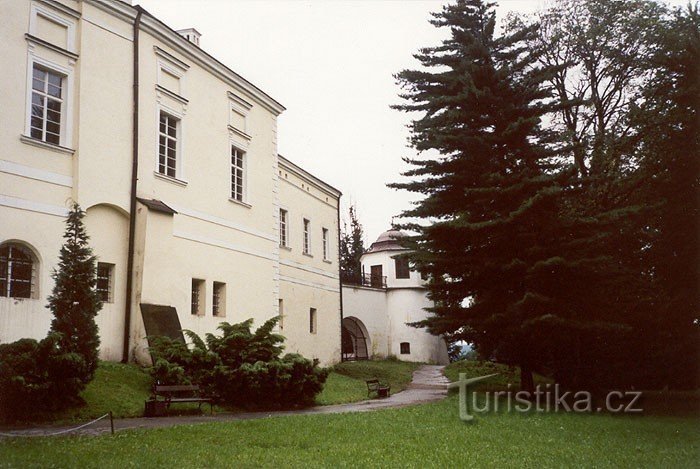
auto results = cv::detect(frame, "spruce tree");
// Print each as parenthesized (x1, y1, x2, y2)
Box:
(391, 0, 637, 390)
(47, 202, 102, 383)
(339, 205, 366, 283)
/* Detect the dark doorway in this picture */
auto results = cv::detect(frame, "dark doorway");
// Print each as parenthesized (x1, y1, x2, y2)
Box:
(342, 316, 370, 361)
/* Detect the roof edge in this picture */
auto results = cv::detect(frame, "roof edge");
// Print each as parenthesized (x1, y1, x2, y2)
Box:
(86, 0, 286, 115)
(278, 155, 342, 199)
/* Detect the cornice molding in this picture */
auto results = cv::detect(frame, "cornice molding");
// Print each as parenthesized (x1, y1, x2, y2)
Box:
(25, 34, 79, 60)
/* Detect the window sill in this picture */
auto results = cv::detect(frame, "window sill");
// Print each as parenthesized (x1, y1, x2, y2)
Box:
(303, 252, 313, 258)
(323, 259, 333, 264)
(228, 198, 252, 209)
(154, 172, 188, 187)
(20, 135, 75, 155)
(280, 245, 292, 251)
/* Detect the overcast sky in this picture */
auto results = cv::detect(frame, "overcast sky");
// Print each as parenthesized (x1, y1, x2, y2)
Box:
(134, 0, 675, 245)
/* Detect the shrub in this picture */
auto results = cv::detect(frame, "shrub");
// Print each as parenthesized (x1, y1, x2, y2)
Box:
(0, 333, 87, 421)
(148, 317, 328, 408)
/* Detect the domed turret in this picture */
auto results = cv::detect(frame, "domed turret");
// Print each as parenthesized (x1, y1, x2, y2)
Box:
(367, 229, 407, 253)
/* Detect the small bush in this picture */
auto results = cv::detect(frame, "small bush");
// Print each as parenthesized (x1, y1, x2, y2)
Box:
(0, 333, 87, 421)
(148, 317, 328, 408)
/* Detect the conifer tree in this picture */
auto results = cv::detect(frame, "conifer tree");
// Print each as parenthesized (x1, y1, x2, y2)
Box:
(391, 0, 639, 389)
(340, 205, 366, 283)
(47, 202, 102, 383)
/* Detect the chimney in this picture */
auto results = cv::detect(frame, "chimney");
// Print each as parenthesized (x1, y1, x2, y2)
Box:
(176, 28, 202, 47)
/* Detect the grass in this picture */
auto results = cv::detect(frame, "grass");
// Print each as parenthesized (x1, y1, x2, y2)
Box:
(2, 359, 420, 425)
(316, 360, 421, 405)
(1, 394, 697, 467)
(444, 359, 552, 391)
(1, 362, 153, 426)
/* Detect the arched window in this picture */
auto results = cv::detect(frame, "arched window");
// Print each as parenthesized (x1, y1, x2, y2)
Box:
(0, 243, 38, 299)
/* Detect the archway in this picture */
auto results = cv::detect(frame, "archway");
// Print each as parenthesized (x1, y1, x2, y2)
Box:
(342, 316, 370, 361)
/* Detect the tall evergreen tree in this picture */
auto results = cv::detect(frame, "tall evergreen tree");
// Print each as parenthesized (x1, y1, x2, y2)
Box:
(339, 205, 366, 283)
(391, 0, 640, 389)
(47, 202, 102, 383)
(625, 5, 700, 388)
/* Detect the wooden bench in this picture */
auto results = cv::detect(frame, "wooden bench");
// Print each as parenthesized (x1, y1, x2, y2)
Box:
(366, 378, 391, 398)
(148, 384, 213, 415)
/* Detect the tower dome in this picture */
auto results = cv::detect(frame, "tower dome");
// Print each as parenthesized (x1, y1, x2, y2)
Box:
(367, 229, 407, 253)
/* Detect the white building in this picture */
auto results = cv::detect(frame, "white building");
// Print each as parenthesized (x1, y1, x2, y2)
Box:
(341, 229, 449, 364)
(0, 0, 342, 366)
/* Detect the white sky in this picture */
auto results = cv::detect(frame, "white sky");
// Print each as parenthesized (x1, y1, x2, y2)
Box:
(134, 0, 679, 244)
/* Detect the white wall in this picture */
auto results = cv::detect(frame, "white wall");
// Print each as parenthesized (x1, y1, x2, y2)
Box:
(341, 285, 388, 358)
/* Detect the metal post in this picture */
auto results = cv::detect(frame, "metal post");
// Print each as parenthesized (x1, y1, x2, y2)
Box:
(109, 411, 114, 435)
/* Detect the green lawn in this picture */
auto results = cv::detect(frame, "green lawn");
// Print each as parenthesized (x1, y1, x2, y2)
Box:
(444, 360, 552, 391)
(316, 360, 421, 405)
(2, 359, 419, 424)
(7, 362, 153, 425)
(1, 394, 697, 467)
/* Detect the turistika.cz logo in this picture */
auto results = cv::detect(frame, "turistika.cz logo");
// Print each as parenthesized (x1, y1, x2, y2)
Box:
(449, 373, 643, 422)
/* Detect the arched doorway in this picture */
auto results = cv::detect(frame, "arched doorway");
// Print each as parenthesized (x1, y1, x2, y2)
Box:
(342, 316, 370, 361)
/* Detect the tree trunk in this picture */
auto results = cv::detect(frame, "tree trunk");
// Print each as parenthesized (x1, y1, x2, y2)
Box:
(520, 364, 535, 394)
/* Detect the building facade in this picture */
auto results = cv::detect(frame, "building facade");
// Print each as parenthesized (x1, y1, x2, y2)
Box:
(341, 230, 449, 365)
(0, 0, 341, 365)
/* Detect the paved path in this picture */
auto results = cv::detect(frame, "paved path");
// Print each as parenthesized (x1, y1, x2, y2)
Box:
(0, 365, 449, 438)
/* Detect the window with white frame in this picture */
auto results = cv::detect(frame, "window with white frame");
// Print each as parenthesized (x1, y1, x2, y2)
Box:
(30, 65, 64, 145)
(0, 243, 37, 299)
(322, 228, 329, 260)
(231, 146, 246, 202)
(279, 209, 288, 247)
(96, 263, 114, 303)
(303, 219, 311, 255)
(158, 111, 179, 178)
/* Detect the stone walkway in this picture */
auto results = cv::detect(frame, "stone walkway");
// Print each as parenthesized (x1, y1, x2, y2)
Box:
(0, 365, 449, 438)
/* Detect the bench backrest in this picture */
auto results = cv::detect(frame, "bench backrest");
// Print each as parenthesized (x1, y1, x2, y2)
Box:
(366, 379, 380, 390)
(155, 385, 200, 393)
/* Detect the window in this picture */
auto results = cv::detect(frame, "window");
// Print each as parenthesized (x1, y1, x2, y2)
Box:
(96, 263, 114, 303)
(322, 228, 329, 260)
(191, 279, 205, 316)
(231, 146, 246, 202)
(395, 257, 410, 279)
(278, 298, 284, 330)
(0, 244, 36, 299)
(309, 308, 317, 334)
(303, 219, 310, 254)
(213, 281, 226, 317)
(279, 209, 288, 247)
(30, 65, 63, 145)
(400, 342, 411, 355)
(370, 265, 383, 288)
(158, 111, 178, 178)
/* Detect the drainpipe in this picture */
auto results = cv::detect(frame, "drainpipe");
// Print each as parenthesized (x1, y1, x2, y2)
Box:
(122, 8, 143, 363)
(337, 198, 344, 362)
